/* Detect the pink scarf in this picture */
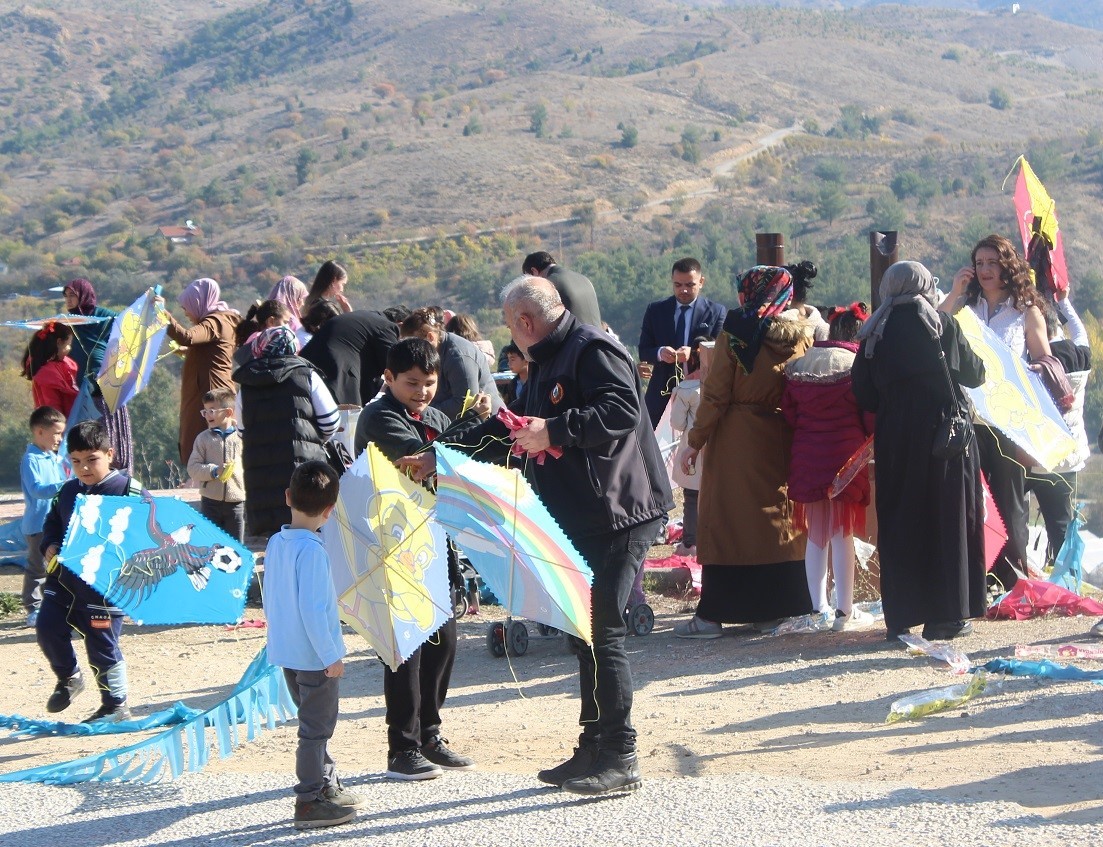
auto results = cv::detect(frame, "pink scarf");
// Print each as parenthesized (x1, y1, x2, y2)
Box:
(267, 275, 308, 332)
(179, 278, 236, 321)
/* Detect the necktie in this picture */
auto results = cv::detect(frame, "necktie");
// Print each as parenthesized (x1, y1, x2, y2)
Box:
(674, 304, 689, 349)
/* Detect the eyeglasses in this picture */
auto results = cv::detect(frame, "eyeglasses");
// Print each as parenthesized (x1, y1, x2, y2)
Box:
(200, 408, 233, 418)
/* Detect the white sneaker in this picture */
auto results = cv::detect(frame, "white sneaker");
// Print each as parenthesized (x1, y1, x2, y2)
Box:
(832, 607, 876, 632)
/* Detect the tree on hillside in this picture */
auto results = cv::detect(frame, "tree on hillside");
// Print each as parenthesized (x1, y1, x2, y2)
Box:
(866, 193, 906, 231)
(680, 125, 703, 164)
(815, 184, 848, 225)
(296, 147, 319, 185)
(573, 203, 597, 250)
(530, 103, 549, 138)
(619, 124, 639, 148)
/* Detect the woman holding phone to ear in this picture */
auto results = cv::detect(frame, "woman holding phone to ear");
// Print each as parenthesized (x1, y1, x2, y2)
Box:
(939, 233, 1050, 591)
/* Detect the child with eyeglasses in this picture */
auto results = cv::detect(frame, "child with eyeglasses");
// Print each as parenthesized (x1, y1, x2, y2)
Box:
(187, 387, 246, 541)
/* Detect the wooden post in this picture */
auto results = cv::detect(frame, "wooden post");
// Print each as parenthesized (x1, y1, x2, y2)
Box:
(869, 231, 898, 309)
(755, 233, 785, 266)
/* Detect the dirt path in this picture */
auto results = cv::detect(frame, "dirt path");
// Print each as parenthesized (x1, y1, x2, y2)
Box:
(2, 565, 1100, 822)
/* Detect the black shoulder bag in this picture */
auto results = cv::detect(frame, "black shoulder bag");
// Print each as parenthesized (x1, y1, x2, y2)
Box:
(932, 339, 971, 460)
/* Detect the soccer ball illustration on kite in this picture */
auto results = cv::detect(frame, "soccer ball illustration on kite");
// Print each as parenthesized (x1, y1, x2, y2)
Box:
(59, 494, 255, 625)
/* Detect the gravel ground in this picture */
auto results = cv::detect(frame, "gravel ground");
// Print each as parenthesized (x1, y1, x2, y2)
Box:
(1, 770, 1097, 847)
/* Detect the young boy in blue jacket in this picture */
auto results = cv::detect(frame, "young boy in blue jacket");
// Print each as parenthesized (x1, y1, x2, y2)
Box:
(20, 406, 68, 627)
(39, 420, 143, 723)
(264, 460, 361, 830)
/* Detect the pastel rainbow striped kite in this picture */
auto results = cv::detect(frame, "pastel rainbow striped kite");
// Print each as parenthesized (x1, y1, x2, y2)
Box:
(433, 444, 594, 644)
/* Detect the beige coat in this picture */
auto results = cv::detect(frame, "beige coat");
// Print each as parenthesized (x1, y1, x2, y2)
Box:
(688, 320, 813, 567)
(167, 310, 242, 466)
(187, 427, 245, 503)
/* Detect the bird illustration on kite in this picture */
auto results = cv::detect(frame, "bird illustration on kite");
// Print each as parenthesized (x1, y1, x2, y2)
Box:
(60, 494, 254, 625)
(107, 495, 243, 605)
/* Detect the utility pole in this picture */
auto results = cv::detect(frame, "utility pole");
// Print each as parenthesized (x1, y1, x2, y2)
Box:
(869, 231, 898, 309)
(755, 232, 784, 266)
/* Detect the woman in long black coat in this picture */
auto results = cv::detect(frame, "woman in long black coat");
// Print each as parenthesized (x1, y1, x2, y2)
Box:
(851, 262, 987, 642)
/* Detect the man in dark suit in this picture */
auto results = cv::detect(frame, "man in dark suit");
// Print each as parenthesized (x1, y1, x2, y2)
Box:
(638, 257, 726, 427)
(299, 309, 398, 405)
(522, 251, 603, 328)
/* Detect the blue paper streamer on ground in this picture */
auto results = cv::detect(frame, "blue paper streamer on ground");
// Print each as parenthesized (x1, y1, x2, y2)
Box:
(0, 703, 201, 738)
(0, 648, 295, 785)
(979, 658, 1103, 680)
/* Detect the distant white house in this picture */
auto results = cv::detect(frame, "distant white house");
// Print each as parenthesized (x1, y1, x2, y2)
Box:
(157, 221, 203, 245)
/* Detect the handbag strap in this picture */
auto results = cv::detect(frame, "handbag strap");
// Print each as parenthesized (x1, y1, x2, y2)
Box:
(934, 333, 967, 410)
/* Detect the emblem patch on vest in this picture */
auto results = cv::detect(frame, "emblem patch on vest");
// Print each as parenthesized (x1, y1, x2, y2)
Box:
(550, 382, 564, 404)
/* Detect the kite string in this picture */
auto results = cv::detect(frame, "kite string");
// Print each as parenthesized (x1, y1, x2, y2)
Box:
(999, 154, 1024, 193)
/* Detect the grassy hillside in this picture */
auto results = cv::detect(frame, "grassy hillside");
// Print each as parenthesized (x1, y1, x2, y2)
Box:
(0, 0, 1100, 313)
(1, 0, 1103, 488)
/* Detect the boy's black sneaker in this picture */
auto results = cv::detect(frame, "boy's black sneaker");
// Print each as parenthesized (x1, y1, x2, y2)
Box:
(293, 798, 356, 830)
(537, 738, 599, 787)
(82, 701, 132, 724)
(385, 749, 443, 781)
(46, 672, 85, 713)
(561, 750, 642, 796)
(421, 736, 475, 771)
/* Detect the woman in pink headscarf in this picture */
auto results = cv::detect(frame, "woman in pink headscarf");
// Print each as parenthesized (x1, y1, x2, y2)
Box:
(267, 275, 311, 349)
(164, 278, 243, 466)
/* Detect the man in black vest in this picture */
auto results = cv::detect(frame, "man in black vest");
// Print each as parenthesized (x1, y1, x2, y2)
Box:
(638, 257, 726, 427)
(521, 251, 603, 328)
(400, 276, 671, 796)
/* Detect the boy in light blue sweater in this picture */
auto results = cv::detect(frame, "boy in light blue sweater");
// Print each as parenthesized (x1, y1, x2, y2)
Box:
(263, 460, 361, 830)
(19, 406, 69, 627)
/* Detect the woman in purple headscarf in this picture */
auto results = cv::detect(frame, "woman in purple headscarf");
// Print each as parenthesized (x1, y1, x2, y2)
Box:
(63, 278, 134, 473)
(164, 278, 242, 466)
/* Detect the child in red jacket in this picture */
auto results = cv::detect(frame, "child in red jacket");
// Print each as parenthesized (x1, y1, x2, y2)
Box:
(781, 304, 875, 632)
(22, 321, 79, 418)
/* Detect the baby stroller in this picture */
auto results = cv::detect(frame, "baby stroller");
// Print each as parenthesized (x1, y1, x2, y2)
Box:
(483, 563, 654, 658)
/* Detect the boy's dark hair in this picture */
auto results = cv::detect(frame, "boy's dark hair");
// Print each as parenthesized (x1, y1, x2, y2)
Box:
(68, 420, 111, 453)
(522, 251, 555, 275)
(203, 387, 236, 407)
(502, 341, 522, 358)
(671, 257, 702, 276)
(288, 460, 340, 516)
(387, 337, 440, 376)
(29, 405, 66, 430)
(383, 305, 412, 325)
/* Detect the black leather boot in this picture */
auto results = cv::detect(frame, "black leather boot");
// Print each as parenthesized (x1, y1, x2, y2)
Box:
(537, 734, 600, 787)
(561, 749, 641, 796)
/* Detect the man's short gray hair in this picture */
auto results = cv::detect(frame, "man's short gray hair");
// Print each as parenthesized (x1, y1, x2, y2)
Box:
(501, 275, 564, 322)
